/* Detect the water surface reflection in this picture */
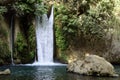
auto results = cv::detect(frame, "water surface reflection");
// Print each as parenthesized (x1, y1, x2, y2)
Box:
(0, 65, 120, 80)
(67, 73, 119, 80)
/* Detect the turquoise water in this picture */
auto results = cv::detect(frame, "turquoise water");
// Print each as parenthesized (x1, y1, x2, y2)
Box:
(0, 65, 120, 80)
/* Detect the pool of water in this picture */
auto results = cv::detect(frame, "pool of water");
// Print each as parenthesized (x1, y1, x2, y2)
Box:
(0, 65, 120, 80)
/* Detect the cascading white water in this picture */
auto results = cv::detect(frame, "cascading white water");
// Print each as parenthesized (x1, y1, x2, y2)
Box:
(35, 6, 54, 65)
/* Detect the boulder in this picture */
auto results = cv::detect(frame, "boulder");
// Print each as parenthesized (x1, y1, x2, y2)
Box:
(0, 69, 11, 75)
(67, 55, 118, 77)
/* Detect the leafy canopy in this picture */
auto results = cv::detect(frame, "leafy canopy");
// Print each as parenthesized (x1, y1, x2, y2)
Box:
(0, 0, 46, 16)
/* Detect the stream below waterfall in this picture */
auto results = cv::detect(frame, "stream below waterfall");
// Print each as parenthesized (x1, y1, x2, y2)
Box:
(0, 65, 120, 80)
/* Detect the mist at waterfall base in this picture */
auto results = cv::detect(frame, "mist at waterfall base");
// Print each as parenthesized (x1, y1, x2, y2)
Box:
(0, 65, 120, 80)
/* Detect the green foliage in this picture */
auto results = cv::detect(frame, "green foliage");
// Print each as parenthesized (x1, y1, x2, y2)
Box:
(13, 2, 34, 15)
(0, 25, 10, 65)
(12, 0, 46, 16)
(0, 6, 7, 14)
(0, 26, 8, 38)
(15, 33, 27, 54)
(0, 40, 11, 65)
(98, 0, 114, 14)
(59, 51, 68, 63)
(54, 0, 117, 62)
(26, 0, 36, 4)
(78, 0, 115, 39)
(0, 0, 46, 16)
(14, 33, 28, 63)
(14, 23, 36, 63)
(35, 0, 47, 15)
(28, 24, 36, 59)
(80, 14, 105, 38)
(87, 0, 102, 4)
(34, 3, 46, 15)
(0, 40, 10, 57)
(55, 27, 68, 51)
(55, 4, 79, 51)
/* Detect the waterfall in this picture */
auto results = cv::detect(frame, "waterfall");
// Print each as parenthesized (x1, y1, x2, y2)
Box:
(10, 16, 14, 65)
(35, 6, 54, 65)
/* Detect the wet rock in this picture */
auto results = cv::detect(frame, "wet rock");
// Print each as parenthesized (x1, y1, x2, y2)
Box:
(67, 55, 118, 77)
(0, 69, 11, 75)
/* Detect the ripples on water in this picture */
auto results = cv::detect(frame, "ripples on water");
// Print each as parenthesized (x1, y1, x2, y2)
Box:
(0, 65, 120, 80)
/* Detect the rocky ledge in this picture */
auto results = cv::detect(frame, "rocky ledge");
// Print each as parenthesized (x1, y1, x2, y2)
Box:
(0, 69, 11, 75)
(67, 54, 118, 77)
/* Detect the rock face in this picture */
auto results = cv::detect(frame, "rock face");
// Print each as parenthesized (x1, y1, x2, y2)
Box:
(67, 55, 118, 77)
(0, 69, 11, 75)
